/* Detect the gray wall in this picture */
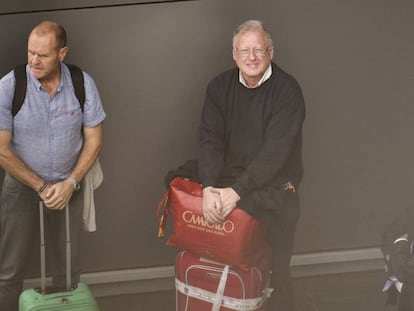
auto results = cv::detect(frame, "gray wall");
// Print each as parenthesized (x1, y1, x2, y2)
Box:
(0, 0, 413, 275)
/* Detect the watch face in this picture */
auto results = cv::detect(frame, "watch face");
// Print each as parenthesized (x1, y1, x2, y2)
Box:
(69, 177, 80, 191)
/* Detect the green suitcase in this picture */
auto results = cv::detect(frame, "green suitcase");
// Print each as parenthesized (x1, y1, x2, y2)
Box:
(19, 283, 99, 311)
(19, 202, 99, 311)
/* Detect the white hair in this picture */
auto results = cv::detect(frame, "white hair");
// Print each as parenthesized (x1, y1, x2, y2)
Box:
(232, 20, 273, 47)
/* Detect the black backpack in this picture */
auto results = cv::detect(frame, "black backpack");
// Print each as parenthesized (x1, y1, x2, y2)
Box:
(12, 63, 85, 117)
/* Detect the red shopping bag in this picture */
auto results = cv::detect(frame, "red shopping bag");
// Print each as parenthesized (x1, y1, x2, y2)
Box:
(158, 177, 270, 270)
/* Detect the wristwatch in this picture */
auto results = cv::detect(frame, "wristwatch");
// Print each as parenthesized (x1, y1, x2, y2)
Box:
(68, 177, 81, 191)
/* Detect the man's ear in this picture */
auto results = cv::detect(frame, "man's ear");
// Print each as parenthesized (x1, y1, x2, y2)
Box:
(59, 46, 68, 62)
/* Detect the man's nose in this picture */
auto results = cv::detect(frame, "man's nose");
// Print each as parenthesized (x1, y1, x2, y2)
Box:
(248, 50, 257, 60)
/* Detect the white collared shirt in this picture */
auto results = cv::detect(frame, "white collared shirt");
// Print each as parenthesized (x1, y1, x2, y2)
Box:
(239, 64, 272, 88)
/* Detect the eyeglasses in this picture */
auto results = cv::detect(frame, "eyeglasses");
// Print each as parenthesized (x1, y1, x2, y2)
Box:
(235, 47, 270, 57)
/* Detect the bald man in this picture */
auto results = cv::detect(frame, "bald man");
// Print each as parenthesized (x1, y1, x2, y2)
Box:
(0, 21, 106, 310)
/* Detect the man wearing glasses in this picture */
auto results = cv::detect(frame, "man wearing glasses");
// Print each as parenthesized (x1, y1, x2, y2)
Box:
(199, 20, 305, 311)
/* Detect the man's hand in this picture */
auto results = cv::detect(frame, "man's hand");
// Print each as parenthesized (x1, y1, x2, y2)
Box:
(202, 187, 225, 224)
(216, 187, 240, 218)
(42, 180, 74, 210)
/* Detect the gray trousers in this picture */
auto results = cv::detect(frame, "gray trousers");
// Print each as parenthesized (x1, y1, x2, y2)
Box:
(0, 173, 83, 311)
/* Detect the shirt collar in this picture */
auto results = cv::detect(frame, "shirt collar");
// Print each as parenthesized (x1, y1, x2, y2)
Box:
(239, 64, 272, 88)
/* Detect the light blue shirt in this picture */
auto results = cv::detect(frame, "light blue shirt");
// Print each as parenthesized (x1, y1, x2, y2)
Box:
(0, 63, 106, 182)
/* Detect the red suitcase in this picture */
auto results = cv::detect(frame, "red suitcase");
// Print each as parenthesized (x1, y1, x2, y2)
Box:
(175, 251, 272, 311)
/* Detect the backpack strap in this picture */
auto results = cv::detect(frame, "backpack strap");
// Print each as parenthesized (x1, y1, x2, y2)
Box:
(12, 64, 28, 117)
(66, 64, 85, 111)
(12, 63, 85, 117)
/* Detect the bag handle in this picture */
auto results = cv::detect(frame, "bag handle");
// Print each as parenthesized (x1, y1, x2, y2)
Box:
(39, 201, 72, 293)
(65, 203, 71, 291)
(157, 190, 170, 237)
(39, 201, 46, 292)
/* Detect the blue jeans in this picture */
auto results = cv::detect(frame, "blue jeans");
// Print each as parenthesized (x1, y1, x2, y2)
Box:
(0, 173, 83, 311)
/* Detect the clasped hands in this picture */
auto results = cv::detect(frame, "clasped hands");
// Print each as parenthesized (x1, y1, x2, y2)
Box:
(38, 179, 75, 210)
(202, 186, 240, 224)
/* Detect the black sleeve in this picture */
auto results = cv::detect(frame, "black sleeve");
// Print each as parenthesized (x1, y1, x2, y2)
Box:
(390, 240, 414, 282)
(198, 78, 226, 188)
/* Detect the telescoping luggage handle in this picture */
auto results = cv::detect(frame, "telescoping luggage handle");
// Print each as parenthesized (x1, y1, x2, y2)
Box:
(39, 201, 72, 293)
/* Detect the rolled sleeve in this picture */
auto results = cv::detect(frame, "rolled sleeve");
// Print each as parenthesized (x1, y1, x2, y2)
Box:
(0, 71, 15, 131)
(82, 72, 106, 128)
